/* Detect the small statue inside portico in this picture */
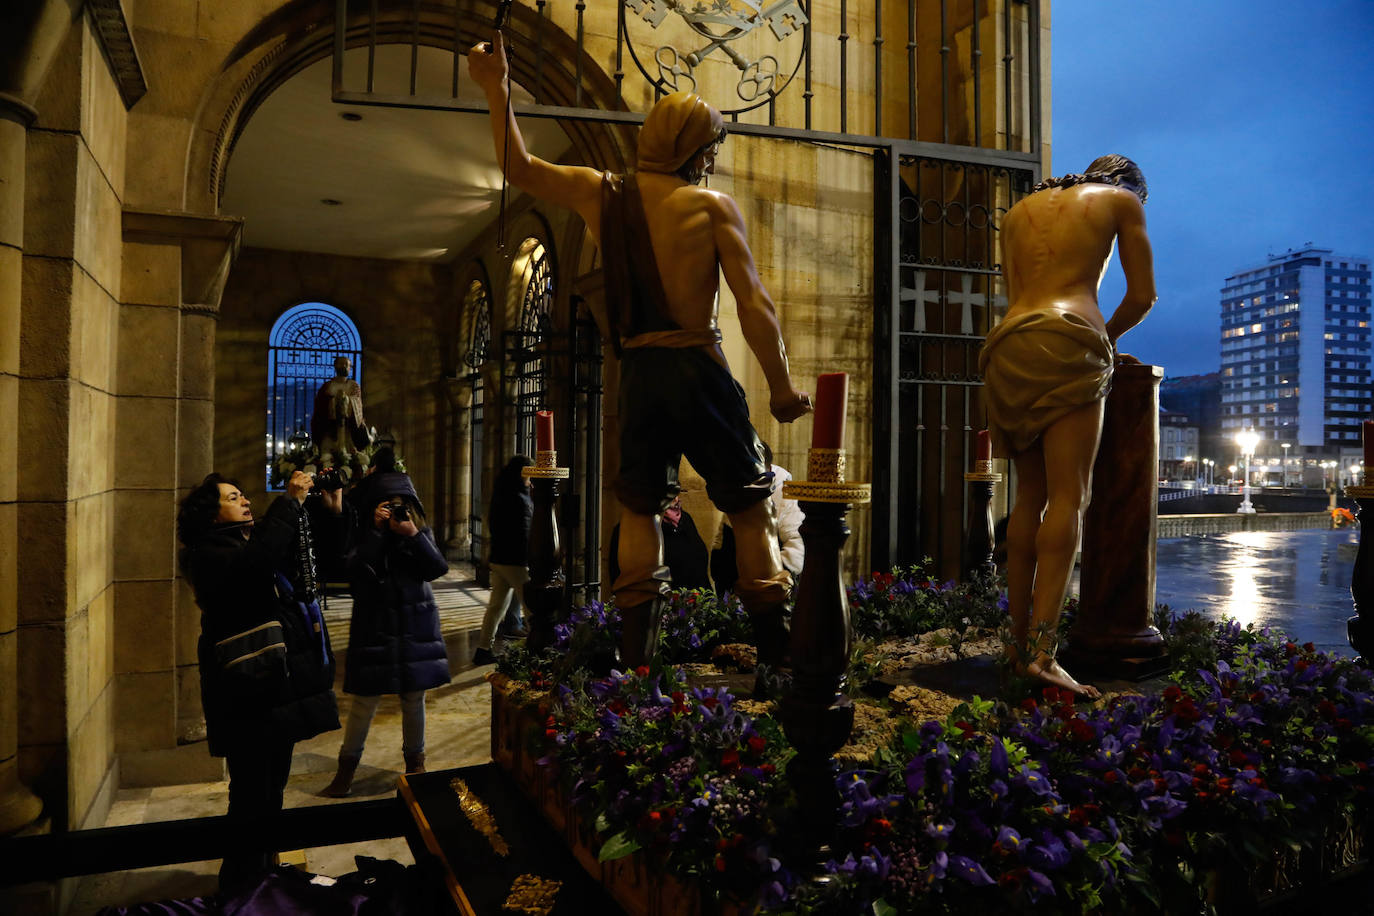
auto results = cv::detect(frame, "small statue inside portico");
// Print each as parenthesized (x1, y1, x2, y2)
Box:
(978, 155, 1157, 699)
(311, 356, 372, 457)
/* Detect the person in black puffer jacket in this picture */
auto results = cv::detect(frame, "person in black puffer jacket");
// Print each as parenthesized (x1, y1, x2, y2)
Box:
(320, 471, 450, 797)
(177, 470, 343, 893)
(473, 455, 534, 666)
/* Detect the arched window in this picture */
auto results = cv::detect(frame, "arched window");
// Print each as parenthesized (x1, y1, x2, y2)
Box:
(266, 302, 363, 487)
(462, 280, 491, 561)
(509, 239, 554, 457)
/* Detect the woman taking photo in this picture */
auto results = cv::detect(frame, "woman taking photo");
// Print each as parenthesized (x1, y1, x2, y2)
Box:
(177, 470, 343, 892)
(321, 470, 450, 796)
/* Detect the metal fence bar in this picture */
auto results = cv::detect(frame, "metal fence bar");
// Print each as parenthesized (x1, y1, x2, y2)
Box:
(1029, 0, 1042, 155)
(535, 0, 546, 101)
(971, 0, 982, 147)
(450, 0, 460, 97)
(408, 0, 418, 95)
(1002, 0, 1013, 149)
(367, 0, 377, 93)
(838, 0, 849, 134)
(873, 0, 883, 136)
(575, 1, 586, 107)
(803, 3, 813, 130)
(907, 0, 916, 140)
(939, 0, 949, 144)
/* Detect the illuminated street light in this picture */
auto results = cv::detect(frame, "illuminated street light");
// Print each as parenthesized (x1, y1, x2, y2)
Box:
(1235, 429, 1260, 514)
(1281, 442, 1291, 488)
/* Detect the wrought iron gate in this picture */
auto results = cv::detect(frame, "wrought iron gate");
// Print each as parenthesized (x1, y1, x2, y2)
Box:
(873, 150, 1037, 575)
(330, 0, 1046, 581)
(502, 295, 604, 605)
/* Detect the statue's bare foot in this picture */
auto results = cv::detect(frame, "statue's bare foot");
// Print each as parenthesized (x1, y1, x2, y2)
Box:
(1024, 658, 1101, 700)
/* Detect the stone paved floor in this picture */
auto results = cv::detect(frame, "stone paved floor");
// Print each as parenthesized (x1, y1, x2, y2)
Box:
(68, 563, 508, 914)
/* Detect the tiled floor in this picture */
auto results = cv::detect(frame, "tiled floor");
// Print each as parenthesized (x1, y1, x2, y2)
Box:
(68, 565, 510, 914)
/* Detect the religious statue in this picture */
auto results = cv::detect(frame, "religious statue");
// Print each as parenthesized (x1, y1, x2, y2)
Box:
(468, 36, 812, 673)
(311, 356, 372, 457)
(978, 154, 1156, 698)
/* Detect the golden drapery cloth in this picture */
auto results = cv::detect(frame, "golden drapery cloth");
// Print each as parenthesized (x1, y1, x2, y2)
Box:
(636, 91, 724, 175)
(978, 308, 1113, 457)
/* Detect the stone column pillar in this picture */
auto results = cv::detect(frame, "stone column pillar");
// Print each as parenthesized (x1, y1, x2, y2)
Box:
(116, 209, 240, 785)
(1067, 362, 1168, 677)
(0, 0, 83, 838)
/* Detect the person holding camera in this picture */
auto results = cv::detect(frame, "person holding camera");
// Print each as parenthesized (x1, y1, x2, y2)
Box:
(321, 470, 450, 796)
(176, 470, 344, 892)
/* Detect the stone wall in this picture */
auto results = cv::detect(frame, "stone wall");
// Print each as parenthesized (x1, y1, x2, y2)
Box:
(215, 247, 450, 527)
(17, 10, 126, 834)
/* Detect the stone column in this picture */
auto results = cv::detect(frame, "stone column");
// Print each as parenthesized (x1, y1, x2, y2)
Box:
(1067, 362, 1168, 676)
(116, 209, 240, 785)
(0, 0, 83, 838)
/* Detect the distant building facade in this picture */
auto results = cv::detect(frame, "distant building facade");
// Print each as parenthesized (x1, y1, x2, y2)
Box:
(1161, 372, 1222, 467)
(1159, 408, 1200, 481)
(1219, 246, 1373, 460)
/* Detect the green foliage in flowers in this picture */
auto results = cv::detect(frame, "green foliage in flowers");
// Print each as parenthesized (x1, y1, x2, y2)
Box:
(847, 564, 1005, 642)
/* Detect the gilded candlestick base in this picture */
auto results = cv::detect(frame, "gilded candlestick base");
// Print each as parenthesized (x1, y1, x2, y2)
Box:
(522, 449, 570, 480)
(782, 447, 872, 505)
(964, 458, 1003, 484)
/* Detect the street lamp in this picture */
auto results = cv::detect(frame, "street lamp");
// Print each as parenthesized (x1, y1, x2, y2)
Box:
(1281, 442, 1291, 488)
(1184, 455, 1195, 488)
(1235, 429, 1260, 514)
(1228, 464, 1238, 487)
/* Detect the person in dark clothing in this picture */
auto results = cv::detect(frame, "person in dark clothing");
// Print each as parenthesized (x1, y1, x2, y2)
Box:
(473, 455, 534, 665)
(321, 471, 450, 796)
(610, 495, 710, 592)
(177, 470, 343, 892)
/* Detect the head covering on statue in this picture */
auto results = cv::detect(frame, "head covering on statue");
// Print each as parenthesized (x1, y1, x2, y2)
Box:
(636, 91, 726, 182)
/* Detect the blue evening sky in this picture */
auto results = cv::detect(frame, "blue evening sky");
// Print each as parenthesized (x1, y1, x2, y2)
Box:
(1051, 0, 1374, 378)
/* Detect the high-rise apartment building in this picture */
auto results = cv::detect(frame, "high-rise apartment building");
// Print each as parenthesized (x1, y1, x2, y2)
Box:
(1219, 245, 1373, 450)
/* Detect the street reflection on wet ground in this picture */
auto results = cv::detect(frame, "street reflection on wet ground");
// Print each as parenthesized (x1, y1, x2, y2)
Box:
(1154, 528, 1360, 657)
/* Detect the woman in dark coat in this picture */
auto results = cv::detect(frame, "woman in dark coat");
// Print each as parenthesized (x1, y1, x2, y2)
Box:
(321, 470, 450, 796)
(177, 470, 342, 892)
(473, 455, 534, 665)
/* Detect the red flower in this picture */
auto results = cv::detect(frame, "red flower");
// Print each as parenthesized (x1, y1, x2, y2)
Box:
(747, 735, 766, 755)
(1068, 718, 1095, 742)
(714, 855, 727, 872)
(1162, 685, 1183, 702)
(721, 749, 740, 769)
(634, 665, 650, 677)
(1019, 698, 1039, 713)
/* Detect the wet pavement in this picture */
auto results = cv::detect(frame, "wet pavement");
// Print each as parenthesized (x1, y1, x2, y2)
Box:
(1154, 528, 1362, 657)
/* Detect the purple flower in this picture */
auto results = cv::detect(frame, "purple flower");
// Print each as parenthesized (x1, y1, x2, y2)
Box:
(948, 854, 995, 886)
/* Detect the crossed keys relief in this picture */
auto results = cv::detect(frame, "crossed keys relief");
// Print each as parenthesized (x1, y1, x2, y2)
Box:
(624, 0, 808, 107)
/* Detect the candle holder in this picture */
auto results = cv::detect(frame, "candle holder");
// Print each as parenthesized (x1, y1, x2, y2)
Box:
(962, 461, 1003, 580)
(522, 450, 570, 654)
(779, 448, 870, 858)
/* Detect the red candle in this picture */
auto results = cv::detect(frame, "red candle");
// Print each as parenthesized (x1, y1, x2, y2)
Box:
(812, 373, 848, 449)
(976, 429, 992, 462)
(536, 410, 555, 452)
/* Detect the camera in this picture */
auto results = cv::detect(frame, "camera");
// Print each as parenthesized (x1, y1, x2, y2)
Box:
(389, 499, 410, 522)
(313, 467, 346, 492)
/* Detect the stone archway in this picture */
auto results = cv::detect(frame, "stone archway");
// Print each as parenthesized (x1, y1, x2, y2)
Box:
(184, 0, 630, 218)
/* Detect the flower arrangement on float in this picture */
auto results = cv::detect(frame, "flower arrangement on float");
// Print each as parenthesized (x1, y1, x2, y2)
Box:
(495, 566, 1374, 913)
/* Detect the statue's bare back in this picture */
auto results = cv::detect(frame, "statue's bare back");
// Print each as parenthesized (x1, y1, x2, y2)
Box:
(1001, 183, 1150, 339)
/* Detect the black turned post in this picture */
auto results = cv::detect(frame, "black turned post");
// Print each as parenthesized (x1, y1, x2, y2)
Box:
(779, 448, 871, 858)
(1346, 488, 1374, 659)
(962, 459, 1000, 580)
(523, 451, 569, 655)
(780, 500, 856, 850)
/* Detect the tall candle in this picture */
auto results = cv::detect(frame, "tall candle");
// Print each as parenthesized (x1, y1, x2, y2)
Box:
(536, 410, 555, 452)
(1364, 420, 1374, 469)
(812, 372, 848, 449)
(976, 430, 992, 462)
